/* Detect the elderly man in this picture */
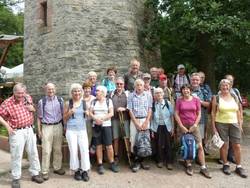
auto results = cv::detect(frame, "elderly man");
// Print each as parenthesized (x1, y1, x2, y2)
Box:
(127, 79, 152, 172)
(190, 73, 211, 147)
(37, 83, 65, 180)
(87, 71, 98, 96)
(0, 83, 43, 188)
(172, 64, 190, 99)
(159, 74, 174, 105)
(124, 58, 143, 92)
(149, 67, 159, 88)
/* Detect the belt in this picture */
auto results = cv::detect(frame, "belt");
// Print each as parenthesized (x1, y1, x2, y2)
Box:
(42, 120, 62, 125)
(135, 117, 146, 119)
(15, 125, 33, 130)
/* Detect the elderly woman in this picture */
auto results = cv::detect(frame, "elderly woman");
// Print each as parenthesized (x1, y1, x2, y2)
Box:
(102, 67, 117, 94)
(87, 71, 98, 96)
(63, 83, 90, 181)
(151, 88, 174, 170)
(82, 81, 96, 146)
(89, 85, 119, 174)
(211, 79, 247, 178)
(175, 84, 211, 178)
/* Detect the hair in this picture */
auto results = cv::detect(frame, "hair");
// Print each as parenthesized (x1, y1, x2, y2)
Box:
(134, 78, 144, 87)
(96, 85, 107, 97)
(218, 79, 231, 89)
(69, 83, 83, 97)
(116, 77, 124, 83)
(130, 58, 140, 66)
(180, 84, 192, 95)
(82, 81, 92, 89)
(150, 67, 158, 72)
(88, 71, 97, 77)
(45, 82, 56, 89)
(106, 67, 117, 74)
(191, 72, 201, 78)
(198, 71, 205, 78)
(13, 83, 26, 93)
(154, 87, 164, 95)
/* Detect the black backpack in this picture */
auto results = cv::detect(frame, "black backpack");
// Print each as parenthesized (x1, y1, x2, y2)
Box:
(134, 130, 152, 157)
(68, 99, 87, 118)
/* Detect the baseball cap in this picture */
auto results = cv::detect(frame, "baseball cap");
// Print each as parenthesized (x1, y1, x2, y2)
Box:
(177, 64, 185, 70)
(143, 73, 151, 79)
(159, 74, 167, 81)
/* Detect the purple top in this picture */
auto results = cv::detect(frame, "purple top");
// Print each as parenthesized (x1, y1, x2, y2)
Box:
(37, 96, 63, 124)
(175, 97, 201, 126)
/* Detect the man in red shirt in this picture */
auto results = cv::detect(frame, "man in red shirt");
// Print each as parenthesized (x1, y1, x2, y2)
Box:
(0, 83, 43, 188)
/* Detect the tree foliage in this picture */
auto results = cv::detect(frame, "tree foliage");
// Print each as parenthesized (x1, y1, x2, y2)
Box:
(0, 1, 23, 68)
(144, 0, 250, 92)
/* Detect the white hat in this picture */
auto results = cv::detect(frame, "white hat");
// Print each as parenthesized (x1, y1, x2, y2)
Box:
(177, 64, 185, 70)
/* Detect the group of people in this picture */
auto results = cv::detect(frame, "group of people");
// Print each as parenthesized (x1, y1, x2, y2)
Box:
(0, 58, 247, 188)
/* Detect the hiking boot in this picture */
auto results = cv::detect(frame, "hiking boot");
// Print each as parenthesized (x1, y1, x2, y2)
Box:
(74, 169, 82, 180)
(200, 168, 212, 179)
(42, 173, 49, 181)
(31, 175, 44, 184)
(82, 171, 90, 182)
(222, 164, 231, 175)
(131, 162, 141, 173)
(11, 179, 20, 188)
(97, 164, 105, 175)
(166, 163, 173, 170)
(54, 168, 65, 175)
(235, 167, 248, 178)
(140, 162, 150, 170)
(110, 162, 119, 173)
(186, 165, 193, 176)
(157, 162, 163, 168)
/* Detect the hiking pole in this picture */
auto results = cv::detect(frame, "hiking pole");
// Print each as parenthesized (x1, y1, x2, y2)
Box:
(118, 111, 132, 167)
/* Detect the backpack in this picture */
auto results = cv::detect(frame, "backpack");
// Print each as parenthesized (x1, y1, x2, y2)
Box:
(68, 99, 87, 118)
(152, 98, 169, 113)
(181, 133, 197, 160)
(42, 96, 64, 118)
(134, 130, 152, 157)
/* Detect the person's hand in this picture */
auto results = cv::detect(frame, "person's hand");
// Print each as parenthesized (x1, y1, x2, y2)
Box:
(170, 129, 175, 137)
(7, 126, 15, 136)
(95, 119, 103, 125)
(180, 126, 189, 134)
(38, 130, 42, 139)
(141, 120, 149, 130)
(212, 126, 218, 134)
(26, 104, 35, 112)
(189, 124, 197, 133)
(117, 107, 126, 112)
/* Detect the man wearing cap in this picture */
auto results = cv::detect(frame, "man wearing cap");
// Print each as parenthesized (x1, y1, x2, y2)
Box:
(124, 58, 143, 92)
(159, 74, 174, 105)
(143, 73, 154, 96)
(172, 64, 190, 99)
(0, 83, 44, 188)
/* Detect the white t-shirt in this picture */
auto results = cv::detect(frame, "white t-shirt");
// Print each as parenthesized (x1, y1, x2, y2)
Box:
(91, 99, 113, 127)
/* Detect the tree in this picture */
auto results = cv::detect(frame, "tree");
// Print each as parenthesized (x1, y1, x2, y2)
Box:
(144, 0, 250, 92)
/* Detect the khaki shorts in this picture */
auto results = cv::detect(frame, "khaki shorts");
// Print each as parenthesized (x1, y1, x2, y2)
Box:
(183, 125, 202, 144)
(112, 119, 130, 139)
(215, 122, 241, 144)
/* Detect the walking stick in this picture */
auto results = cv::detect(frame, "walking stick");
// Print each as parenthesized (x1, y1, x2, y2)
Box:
(118, 111, 132, 167)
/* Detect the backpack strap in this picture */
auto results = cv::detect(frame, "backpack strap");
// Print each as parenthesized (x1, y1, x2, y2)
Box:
(42, 96, 47, 118)
(57, 96, 64, 117)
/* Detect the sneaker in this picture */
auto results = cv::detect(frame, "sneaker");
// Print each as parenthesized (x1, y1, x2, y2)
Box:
(97, 164, 105, 175)
(140, 162, 150, 170)
(11, 179, 20, 188)
(74, 169, 83, 180)
(157, 162, 163, 168)
(31, 175, 44, 184)
(110, 162, 119, 173)
(200, 168, 212, 179)
(42, 173, 49, 181)
(235, 167, 248, 178)
(186, 165, 193, 176)
(54, 168, 65, 175)
(166, 163, 173, 170)
(222, 164, 231, 175)
(131, 162, 141, 173)
(82, 171, 90, 182)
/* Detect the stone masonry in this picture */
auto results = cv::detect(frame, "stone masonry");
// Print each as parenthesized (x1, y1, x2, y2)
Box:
(24, 0, 159, 100)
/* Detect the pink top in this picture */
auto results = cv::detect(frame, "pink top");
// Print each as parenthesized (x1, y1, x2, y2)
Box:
(175, 96, 201, 126)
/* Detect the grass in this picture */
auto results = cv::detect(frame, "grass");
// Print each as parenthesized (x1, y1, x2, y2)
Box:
(0, 126, 8, 137)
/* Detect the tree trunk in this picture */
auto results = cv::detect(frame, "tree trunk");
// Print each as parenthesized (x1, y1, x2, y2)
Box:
(197, 33, 216, 92)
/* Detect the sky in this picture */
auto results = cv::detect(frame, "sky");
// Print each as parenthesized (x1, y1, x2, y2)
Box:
(11, 2, 24, 14)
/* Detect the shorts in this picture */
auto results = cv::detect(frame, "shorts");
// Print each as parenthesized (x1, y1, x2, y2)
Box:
(112, 119, 130, 139)
(183, 125, 202, 144)
(215, 122, 241, 144)
(92, 125, 112, 146)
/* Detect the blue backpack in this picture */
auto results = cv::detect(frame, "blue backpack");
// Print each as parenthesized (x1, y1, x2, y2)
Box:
(181, 133, 197, 160)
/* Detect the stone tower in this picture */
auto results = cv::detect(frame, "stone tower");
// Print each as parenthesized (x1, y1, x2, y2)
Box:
(24, 0, 158, 100)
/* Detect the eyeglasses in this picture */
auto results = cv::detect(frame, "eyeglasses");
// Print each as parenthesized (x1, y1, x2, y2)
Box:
(116, 83, 124, 85)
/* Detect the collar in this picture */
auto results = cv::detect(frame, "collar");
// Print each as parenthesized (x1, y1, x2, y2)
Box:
(46, 95, 56, 101)
(133, 91, 145, 97)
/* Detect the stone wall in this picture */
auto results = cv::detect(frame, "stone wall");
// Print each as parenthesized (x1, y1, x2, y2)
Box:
(24, 0, 158, 101)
